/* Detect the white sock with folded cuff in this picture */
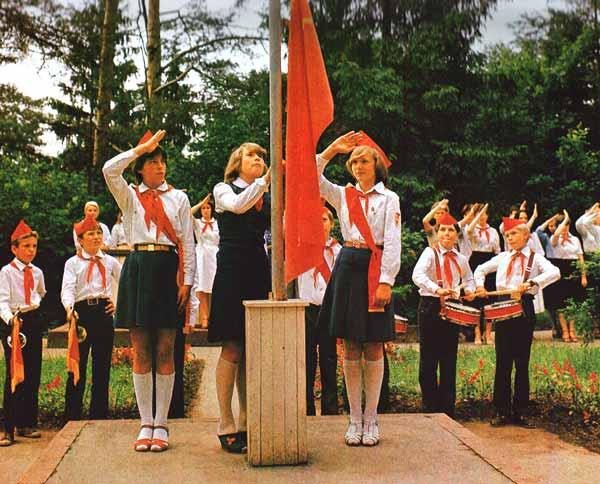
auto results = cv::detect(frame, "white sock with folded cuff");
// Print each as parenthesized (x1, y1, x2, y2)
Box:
(363, 357, 384, 423)
(133, 372, 153, 440)
(153, 372, 175, 441)
(343, 359, 363, 424)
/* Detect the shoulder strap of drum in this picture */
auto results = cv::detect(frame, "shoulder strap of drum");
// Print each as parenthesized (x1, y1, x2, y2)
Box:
(433, 248, 443, 287)
(523, 251, 535, 282)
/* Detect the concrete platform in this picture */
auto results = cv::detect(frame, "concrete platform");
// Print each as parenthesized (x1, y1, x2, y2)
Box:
(20, 415, 515, 484)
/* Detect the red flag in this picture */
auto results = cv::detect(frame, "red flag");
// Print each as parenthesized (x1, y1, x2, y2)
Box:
(10, 316, 25, 392)
(284, 0, 334, 283)
(67, 315, 80, 385)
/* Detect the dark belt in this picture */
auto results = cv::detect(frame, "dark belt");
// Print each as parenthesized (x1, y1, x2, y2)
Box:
(134, 243, 175, 252)
(344, 241, 384, 250)
(75, 297, 109, 306)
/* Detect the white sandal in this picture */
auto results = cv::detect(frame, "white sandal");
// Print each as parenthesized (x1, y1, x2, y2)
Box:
(344, 421, 363, 446)
(361, 421, 380, 446)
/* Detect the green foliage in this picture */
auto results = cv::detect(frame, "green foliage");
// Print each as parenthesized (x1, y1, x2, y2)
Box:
(0, 356, 204, 427)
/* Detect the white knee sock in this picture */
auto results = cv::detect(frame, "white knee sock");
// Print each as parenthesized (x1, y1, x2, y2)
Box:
(343, 359, 363, 424)
(133, 372, 153, 440)
(153, 372, 175, 441)
(363, 358, 384, 423)
(236, 356, 247, 432)
(216, 357, 238, 435)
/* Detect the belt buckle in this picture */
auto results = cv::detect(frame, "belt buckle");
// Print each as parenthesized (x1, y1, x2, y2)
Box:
(87, 297, 99, 306)
(351, 241, 361, 248)
(147, 244, 156, 252)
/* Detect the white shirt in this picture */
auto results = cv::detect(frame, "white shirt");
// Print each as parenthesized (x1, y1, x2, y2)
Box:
(576, 212, 600, 253)
(297, 238, 341, 305)
(412, 245, 475, 297)
(457, 225, 472, 259)
(551, 234, 583, 260)
(61, 250, 122, 309)
(213, 176, 269, 214)
(73, 222, 112, 251)
(317, 155, 402, 285)
(474, 246, 560, 294)
(470, 224, 501, 254)
(102, 149, 196, 285)
(110, 222, 128, 247)
(0, 258, 46, 324)
(194, 218, 220, 248)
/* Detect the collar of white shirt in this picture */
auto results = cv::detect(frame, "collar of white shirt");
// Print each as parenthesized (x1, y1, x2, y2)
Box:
(508, 245, 532, 257)
(353, 181, 386, 195)
(11, 258, 31, 271)
(437, 245, 458, 256)
(202, 218, 216, 225)
(138, 181, 169, 193)
(232, 177, 252, 189)
(80, 249, 105, 260)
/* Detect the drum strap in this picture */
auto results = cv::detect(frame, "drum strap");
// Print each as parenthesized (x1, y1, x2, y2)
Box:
(433, 249, 447, 317)
(523, 251, 535, 283)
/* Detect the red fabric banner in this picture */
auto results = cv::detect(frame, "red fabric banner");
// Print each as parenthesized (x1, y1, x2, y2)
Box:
(284, 0, 334, 283)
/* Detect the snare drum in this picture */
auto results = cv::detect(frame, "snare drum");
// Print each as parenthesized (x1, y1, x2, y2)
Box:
(394, 314, 408, 334)
(483, 300, 523, 323)
(441, 301, 480, 327)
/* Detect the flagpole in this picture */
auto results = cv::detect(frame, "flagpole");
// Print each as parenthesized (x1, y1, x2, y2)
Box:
(269, 0, 286, 301)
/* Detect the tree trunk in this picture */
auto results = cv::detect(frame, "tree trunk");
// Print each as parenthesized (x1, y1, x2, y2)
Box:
(146, 0, 161, 125)
(93, 0, 119, 167)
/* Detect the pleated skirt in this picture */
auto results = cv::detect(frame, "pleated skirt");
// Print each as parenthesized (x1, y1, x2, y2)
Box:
(318, 247, 394, 343)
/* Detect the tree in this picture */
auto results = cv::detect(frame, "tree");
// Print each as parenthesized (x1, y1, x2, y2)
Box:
(93, 0, 120, 167)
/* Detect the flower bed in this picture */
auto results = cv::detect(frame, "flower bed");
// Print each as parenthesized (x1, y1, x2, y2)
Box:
(384, 343, 600, 453)
(0, 346, 203, 427)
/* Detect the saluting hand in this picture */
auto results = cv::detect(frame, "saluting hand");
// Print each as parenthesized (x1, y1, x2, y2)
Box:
(133, 129, 166, 156)
(321, 131, 363, 160)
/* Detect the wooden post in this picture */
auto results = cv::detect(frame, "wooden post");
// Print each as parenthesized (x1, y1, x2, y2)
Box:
(269, 0, 285, 301)
(243, 0, 308, 467)
(245, 299, 308, 465)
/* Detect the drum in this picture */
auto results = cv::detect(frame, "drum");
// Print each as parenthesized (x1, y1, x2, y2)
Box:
(441, 301, 480, 327)
(394, 314, 408, 334)
(483, 300, 523, 323)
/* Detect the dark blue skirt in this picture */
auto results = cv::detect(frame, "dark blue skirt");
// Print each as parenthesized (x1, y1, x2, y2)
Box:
(114, 250, 180, 329)
(318, 247, 394, 343)
(208, 244, 270, 343)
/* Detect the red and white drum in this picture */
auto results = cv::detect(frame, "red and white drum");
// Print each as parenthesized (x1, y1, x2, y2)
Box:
(395, 314, 408, 334)
(483, 300, 523, 323)
(441, 301, 480, 327)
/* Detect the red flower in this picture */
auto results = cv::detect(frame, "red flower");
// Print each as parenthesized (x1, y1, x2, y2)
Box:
(589, 372, 598, 383)
(543, 367, 549, 376)
(478, 359, 484, 369)
(45, 374, 62, 391)
(459, 370, 466, 378)
(468, 370, 480, 385)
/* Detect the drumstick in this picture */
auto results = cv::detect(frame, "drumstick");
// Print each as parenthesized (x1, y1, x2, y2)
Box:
(484, 288, 522, 300)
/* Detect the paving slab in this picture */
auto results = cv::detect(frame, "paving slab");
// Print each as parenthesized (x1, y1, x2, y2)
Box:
(20, 414, 513, 484)
(463, 421, 600, 484)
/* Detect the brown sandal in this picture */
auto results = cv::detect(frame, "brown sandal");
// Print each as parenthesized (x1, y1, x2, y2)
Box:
(150, 425, 169, 452)
(134, 424, 154, 452)
(0, 432, 15, 447)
